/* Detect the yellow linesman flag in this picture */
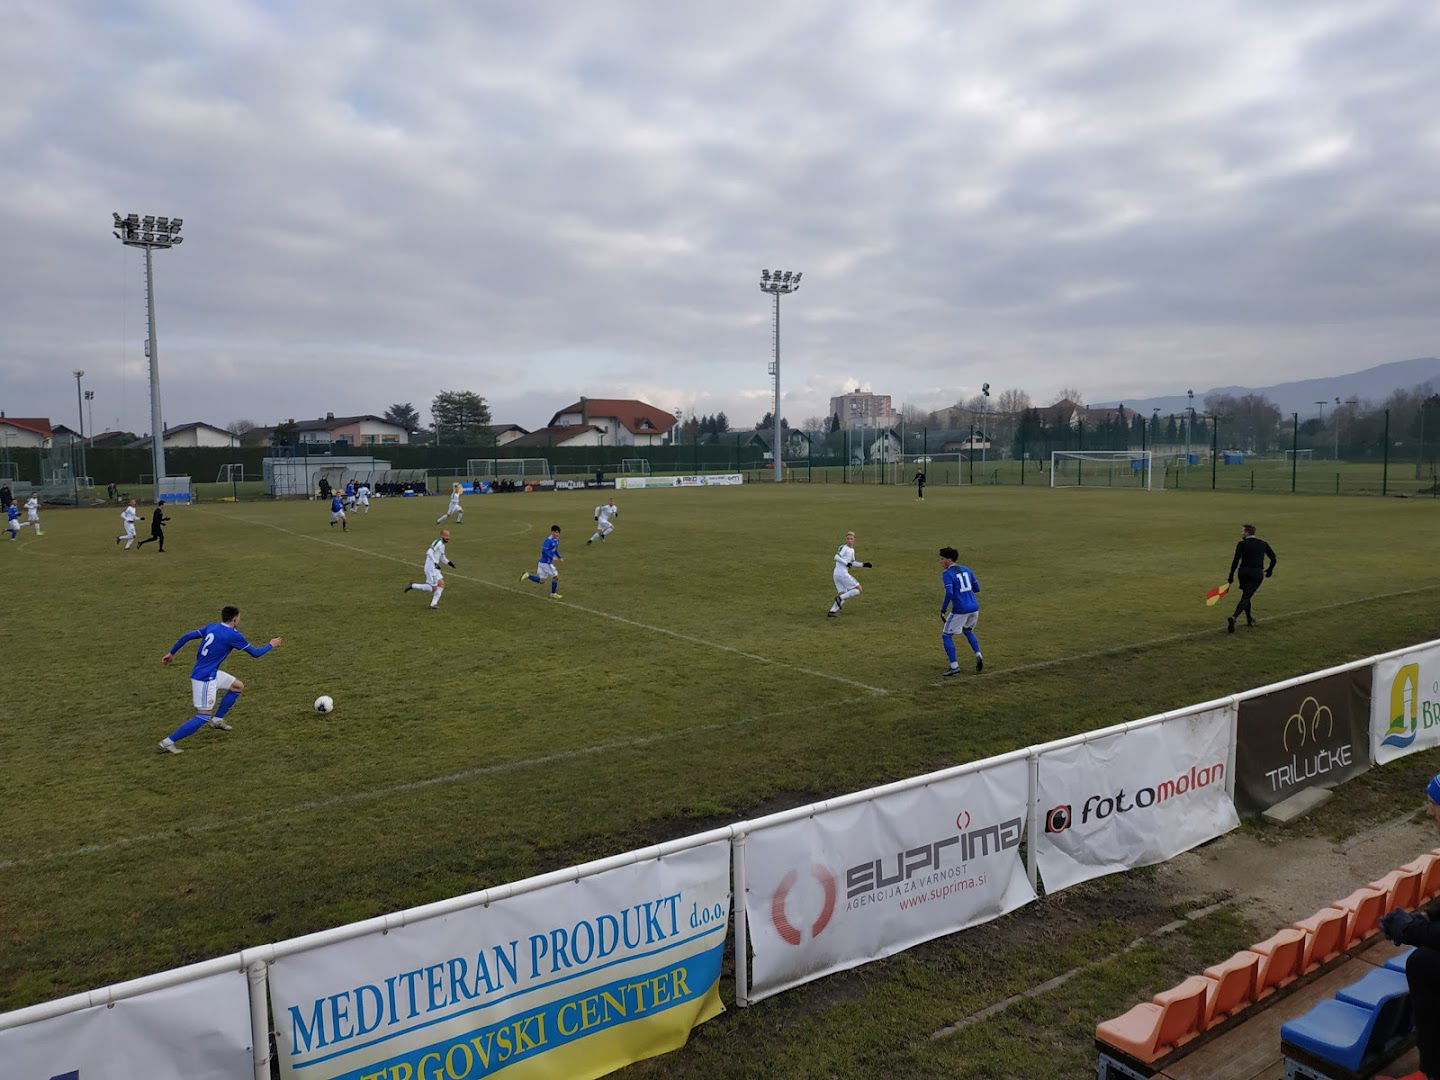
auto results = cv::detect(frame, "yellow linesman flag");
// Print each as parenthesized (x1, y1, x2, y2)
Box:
(1204, 583, 1231, 606)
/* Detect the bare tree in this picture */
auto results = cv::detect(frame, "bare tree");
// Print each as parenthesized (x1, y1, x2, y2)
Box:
(226, 419, 256, 437)
(801, 415, 828, 436)
(1052, 387, 1084, 406)
(995, 388, 1031, 415)
(899, 403, 928, 426)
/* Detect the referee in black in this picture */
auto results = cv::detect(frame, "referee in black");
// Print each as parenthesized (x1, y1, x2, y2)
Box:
(1226, 523, 1277, 633)
(913, 468, 927, 500)
(136, 500, 171, 553)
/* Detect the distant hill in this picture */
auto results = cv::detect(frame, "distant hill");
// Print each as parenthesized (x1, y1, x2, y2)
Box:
(1093, 357, 1440, 417)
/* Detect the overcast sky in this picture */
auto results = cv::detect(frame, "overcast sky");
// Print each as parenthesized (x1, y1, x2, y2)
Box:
(4, 1, 1440, 435)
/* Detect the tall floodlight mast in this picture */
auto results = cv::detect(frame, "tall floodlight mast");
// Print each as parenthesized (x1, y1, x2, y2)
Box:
(112, 212, 183, 491)
(759, 269, 802, 483)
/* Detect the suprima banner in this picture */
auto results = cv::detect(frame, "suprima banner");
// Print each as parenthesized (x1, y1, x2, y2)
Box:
(0, 968, 252, 1079)
(268, 841, 729, 1080)
(1035, 705, 1240, 894)
(743, 759, 1034, 1002)
(1372, 642, 1440, 765)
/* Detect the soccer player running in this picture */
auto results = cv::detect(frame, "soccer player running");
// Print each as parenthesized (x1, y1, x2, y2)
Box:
(136, 501, 171, 552)
(156, 605, 282, 754)
(828, 531, 872, 617)
(939, 546, 984, 676)
(23, 495, 41, 535)
(436, 482, 464, 525)
(4, 500, 19, 540)
(913, 468, 927, 500)
(356, 483, 371, 513)
(116, 498, 142, 549)
(1226, 523, 1277, 633)
(405, 529, 456, 610)
(329, 491, 348, 531)
(521, 525, 564, 599)
(587, 498, 619, 545)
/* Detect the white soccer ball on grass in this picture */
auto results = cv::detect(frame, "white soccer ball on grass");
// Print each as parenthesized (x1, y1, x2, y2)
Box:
(314, 695, 334, 714)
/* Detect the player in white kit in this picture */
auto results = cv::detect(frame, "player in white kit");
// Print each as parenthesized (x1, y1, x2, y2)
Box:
(587, 499, 619, 545)
(23, 495, 42, 535)
(356, 484, 371, 513)
(436, 483, 464, 524)
(115, 498, 142, 549)
(827, 531, 872, 617)
(404, 529, 456, 609)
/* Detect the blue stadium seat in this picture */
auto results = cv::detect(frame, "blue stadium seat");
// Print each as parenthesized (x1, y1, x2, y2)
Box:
(1386, 947, 1417, 973)
(1335, 967, 1412, 1039)
(1281, 999, 1387, 1071)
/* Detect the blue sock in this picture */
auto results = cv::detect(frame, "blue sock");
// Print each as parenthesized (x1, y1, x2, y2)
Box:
(527, 574, 541, 583)
(550, 579, 558, 594)
(963, 629, 981, 655)
(942, 634, 958, 665)
(168, 714, 209, 743)
(215, 691, 240, 718)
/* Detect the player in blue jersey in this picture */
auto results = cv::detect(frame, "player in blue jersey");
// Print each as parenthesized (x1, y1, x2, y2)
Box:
(329, 492, 347, 531)
(157, 605, 282, 753)
(939, 546, 983, 676)
(520, 524, 564, 598)
(4, 500, 19, 540)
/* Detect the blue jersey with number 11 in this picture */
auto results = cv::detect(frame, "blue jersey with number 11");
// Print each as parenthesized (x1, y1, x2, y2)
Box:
(942, 565, 981, 615)
(169, 623, 273, 681)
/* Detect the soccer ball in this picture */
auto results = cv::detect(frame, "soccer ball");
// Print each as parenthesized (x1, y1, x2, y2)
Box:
(314, 695, 334, 714)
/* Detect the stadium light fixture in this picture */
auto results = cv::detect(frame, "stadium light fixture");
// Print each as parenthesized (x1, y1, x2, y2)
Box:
(759, 267, 802, 484)
(112, 210, 184, 491)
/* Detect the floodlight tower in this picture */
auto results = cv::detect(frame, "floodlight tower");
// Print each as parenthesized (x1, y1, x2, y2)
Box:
(759, 268, 802, 483)
(112, 212, 183, 490)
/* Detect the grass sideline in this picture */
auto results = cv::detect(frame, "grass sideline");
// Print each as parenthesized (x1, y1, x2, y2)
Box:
(3, 484, 1438, 1072)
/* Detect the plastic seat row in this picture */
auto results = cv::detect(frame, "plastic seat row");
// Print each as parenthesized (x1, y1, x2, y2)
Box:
(1281, 964, 1413, 1073)
(1094, 853, 1438, 1067)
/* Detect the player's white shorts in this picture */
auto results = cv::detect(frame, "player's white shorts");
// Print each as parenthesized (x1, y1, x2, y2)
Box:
(122, 521, 136, 538)
(26, 510, 38, 522)
(331, 510, 346, 522)
(357, 495, 369, 507)
(943, 611, 980, 634)
(191, 671, 236, 711)
(833, 570, 859, 593)
(535, 562, 559, 580)
(5, 520, 17, 534)
(448, 499, 462, 513)
(596, 520, 614, 535)
(425, 565, 444, 587)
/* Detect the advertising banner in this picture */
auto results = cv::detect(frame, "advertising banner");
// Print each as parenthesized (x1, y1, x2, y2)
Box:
(1035, 705, 1239, 893)
(1372, 642, 1440, 765)
(743, 760, 1034, 1002)
(615, 475, 742, 490)
(268, 841, 729, 1080)
(1234, 668, 1373, 814)
(0, 968, 252, 1079)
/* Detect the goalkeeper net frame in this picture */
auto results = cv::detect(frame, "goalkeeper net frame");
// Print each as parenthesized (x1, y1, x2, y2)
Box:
(466, 458, 552, 479)
(619, 458, 651, 475)
(1050, 450, 1156, 491)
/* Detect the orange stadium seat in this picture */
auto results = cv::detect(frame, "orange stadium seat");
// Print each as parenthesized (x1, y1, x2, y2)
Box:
(1251, 927, 1307, 998)
(1202, 950, 1260, 1025)
(1403, 852, 1440, 904)
(1095, 975, 1211, 1063)
(1370, 867, 1423, 913)
(1294, 908, 1348, 972)
(1331, 886, 1387, 950)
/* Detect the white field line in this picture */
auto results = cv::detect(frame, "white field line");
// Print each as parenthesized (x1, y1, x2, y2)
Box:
(205, 509, 894, 696)
(1, 695, 869, 870)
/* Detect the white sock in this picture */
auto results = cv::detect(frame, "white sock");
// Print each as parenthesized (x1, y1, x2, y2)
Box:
(430, 587, 443, 608)
(589, 533, 600, 543)
(840, 587, 861, 601)
(829, 602, 840, 613)
(412, 583, 432, 593)
(436, 515, 444, 524)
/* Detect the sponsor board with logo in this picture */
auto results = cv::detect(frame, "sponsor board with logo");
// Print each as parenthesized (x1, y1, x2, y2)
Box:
(1371, 643, 1440, 765)
(1036, 705, 1240, 893)
(616, 475, 743, 490)
(1234, 668, 1373, 814)
(742, 759, 1034, 1002)
(268, 841, 730, 1080)
(0, 968, 252, 1080)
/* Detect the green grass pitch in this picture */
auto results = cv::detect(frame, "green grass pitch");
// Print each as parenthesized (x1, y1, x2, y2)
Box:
(3, 484, 1438, 1069)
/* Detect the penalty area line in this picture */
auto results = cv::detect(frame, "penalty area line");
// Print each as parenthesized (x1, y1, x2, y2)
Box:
(203, 509, 892, 696)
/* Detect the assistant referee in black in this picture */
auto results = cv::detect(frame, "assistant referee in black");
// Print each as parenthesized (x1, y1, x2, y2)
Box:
(1226, 523, 1277, 633)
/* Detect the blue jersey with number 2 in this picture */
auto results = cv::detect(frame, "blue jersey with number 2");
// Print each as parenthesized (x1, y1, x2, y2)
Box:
(169, 623, 272, 681)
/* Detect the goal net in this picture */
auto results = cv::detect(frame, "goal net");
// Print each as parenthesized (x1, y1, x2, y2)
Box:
(907, 454, 969, 486)
(619, 458, 651, 475)
(1050, 451, 1156, 490)
(1283, 449, 1313, 461)
(466, 458, 552, 479)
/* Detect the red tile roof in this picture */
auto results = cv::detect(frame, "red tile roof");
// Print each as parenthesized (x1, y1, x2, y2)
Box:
(0, 417, 53, 437)
(549, 399, 678, 435)
(506, 424, 604, 448)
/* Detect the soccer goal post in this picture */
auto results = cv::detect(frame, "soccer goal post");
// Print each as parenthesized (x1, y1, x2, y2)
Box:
(619, 458, 651, 475)
(908, 454, 969, 485)
(1283, 449, 1313, 461)
(1050, 450, 1156, 490)
(467, 458, 552, 479)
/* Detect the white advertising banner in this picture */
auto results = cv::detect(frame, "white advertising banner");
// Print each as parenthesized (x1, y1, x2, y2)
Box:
(268, 841, 730, 1080)
(615, 475, 742, 490)
(1035, 705, 1239, 894)
(0, 968, 252, 1079)
(743, 759, 1034, 1002)
(1372, 643, 1440, 765)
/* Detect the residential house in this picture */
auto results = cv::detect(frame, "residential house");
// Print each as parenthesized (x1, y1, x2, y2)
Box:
(129, 422, 239, 449)
(0, 415, 54, 448)
(244, 414, 410, 447)
(480, 424, 530, 447)
(746, 427, 811, 460)
(505, 424, 606, 449)
(547, 398, 678, 447)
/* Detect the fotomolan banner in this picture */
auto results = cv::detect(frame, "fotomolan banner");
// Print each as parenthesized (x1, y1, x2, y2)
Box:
(1036, 705, 1240, 893)
(1234, 668, 1373, 814)
(743, 759, 1034, 1002)
(268, 841, 729, 1080)
(0, 968, 252, 1079)
(1372, 643, 1440, 765)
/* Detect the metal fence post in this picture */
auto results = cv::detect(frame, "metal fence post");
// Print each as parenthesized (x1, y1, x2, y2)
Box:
(1383, 409, 1390, 495)
(1211, 419, 1218, 489)
(1291, 413, 1299, 493)
(733, 832, 750, 1007)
